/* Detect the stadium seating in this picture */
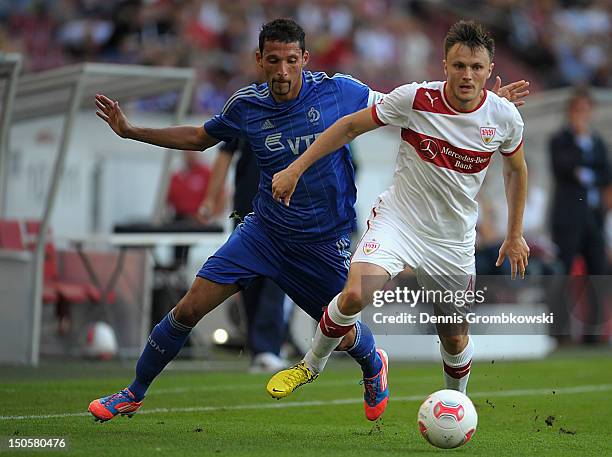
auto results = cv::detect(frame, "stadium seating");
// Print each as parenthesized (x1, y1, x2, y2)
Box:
(0, 219, 25, 251)
(0, 218, 115, 333)
(23, 220, 112, 304)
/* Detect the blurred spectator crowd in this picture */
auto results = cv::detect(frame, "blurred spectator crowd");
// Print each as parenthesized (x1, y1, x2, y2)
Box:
(0, 0, 610, 114)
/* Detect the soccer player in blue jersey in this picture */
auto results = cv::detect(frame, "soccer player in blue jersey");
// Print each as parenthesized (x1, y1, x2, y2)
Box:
(88, 18, 529, 423)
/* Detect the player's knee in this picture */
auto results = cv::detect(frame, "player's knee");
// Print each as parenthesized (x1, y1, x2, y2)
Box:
(174, 286, 207, 327)
(339, 288, 364, 315)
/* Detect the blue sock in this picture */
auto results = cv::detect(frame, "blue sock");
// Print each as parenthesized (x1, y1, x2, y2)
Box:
(347, 321, 382, 378)
(128, 310, 192, 401)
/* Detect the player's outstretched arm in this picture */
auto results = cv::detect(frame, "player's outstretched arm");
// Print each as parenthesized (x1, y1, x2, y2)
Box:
(492, 76, 530, 107)
(496, 146, 530, 279)
(95, 94, 220, 151)
(272, 107, 379, 206)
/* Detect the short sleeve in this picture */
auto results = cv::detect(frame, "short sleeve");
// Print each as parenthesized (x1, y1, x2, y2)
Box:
(203, 91, 245, 143)
(367, 90, 385, 106)
(372, 83, 417, 129)
(332, 73, 373, 113)
(499, 104, 524, 156)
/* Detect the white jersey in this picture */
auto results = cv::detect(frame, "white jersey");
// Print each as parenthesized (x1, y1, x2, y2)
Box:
(371, 80, 524, 246)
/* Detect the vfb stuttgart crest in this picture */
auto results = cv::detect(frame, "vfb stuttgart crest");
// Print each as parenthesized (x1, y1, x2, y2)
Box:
(363, 241, 380, 255)
(480, 127, 496, 144)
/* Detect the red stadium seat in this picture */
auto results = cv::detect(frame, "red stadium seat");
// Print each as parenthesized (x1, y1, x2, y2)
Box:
(0, 219, 59, 303)
(23, 220, 118, 335)
(0, 219, 25, 251)
(25, 220, 115, 310)
(3, 219, 116, 334)
(24, 220, 102, 304)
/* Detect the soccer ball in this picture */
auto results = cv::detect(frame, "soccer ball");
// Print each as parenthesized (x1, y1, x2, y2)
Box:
(417, 389, 477, 449)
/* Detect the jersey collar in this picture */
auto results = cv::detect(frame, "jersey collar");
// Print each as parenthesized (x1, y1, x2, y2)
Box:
(442, 82, 487, 114)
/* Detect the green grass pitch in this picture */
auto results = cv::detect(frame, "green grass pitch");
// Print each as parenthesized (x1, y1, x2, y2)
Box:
(1, 350, 611, 456)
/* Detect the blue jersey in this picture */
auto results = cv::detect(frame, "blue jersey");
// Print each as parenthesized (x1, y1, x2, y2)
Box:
(204, 71, 379, 243)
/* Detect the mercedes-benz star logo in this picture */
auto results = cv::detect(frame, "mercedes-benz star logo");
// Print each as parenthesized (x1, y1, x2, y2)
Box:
(419, 138, 440, 160)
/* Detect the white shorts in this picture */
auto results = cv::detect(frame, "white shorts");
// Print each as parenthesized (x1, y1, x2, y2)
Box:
(353, 196, 476, 294)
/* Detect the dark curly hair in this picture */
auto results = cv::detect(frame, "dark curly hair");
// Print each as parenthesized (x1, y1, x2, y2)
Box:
(259, 18, 306, 54)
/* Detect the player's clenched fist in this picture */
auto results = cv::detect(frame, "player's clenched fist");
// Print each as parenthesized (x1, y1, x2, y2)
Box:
(95, 94, 133, 138)
(272, 167, 300, 206)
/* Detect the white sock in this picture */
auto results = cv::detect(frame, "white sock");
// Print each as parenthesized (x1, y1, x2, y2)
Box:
(303, 294, 359, 373)
(440, 336, 474, 394)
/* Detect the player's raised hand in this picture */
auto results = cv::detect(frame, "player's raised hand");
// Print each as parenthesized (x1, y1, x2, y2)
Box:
(95, 94, 132, 138)
(496, 236, 530, 280)
(493, 76, 530, 107)
(272, 167, 300, 206)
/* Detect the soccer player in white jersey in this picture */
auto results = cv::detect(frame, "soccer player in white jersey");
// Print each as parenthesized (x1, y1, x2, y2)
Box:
(267, 20, 530, 409)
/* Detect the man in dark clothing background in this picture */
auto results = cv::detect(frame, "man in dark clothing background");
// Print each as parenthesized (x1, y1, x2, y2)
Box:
(549, 87, 610, 344)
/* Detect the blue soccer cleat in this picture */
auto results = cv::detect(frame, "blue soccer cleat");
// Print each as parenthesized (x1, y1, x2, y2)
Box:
(362, 349, 389, 421)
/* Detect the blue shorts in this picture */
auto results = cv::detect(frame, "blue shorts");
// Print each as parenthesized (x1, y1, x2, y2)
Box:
(197, 214, 351, 320)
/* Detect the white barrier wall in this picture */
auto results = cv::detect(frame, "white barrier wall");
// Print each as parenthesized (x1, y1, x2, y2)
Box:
(6, 113, 170, 237)
(0, 251, 35, 364)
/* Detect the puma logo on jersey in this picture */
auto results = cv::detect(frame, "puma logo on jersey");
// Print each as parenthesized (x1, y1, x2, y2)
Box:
(425, 91, 438, 107)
